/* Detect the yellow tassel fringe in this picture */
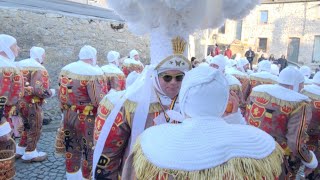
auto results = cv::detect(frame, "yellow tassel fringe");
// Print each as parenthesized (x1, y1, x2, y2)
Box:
(249, 76, 277, 84)
(60, 70, 106, 81)
(250, 91, 309, 108)
(18, 66, 45, 71)
(0, 67, 20, 74)
(229, 84, 241, 91)
(301, 90, 320, 101)
(133, 139, 284, 180)
(100, 97, 163, 114)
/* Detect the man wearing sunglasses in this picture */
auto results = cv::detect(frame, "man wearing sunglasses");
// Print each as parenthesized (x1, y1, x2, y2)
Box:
(93, 35, 192, 179)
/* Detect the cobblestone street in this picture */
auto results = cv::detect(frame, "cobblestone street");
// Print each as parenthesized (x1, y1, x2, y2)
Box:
(14, 119, 66, 180)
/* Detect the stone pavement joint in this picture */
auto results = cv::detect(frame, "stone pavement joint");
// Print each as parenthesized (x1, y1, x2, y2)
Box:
(14, 119, 66, 180)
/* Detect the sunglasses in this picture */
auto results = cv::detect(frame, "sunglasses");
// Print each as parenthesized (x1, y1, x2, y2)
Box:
(159, 73, 184, 82)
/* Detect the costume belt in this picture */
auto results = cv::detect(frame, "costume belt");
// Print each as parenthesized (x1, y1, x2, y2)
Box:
(61, 104, 97, 116)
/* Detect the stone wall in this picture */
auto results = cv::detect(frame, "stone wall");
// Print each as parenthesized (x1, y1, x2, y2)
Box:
(241, 2, 320, 65)
(191, 1, 320, 67)
(0, 7, 149, 122)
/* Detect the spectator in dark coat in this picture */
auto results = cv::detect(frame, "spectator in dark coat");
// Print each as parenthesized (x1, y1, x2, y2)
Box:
(258, 54, 267, 63)
(245, 47, 255, 70)
(277, 55, 288, 72)
(269, 54, 277, 64)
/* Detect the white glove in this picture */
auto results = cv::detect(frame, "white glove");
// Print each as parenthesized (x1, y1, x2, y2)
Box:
(50, 89, 56, 98)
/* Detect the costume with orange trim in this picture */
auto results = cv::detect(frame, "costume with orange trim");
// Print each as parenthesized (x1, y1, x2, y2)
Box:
(121, 58, 144, 77)
(93, 37, 191, 179)
(227, 58, 251, 115)
(0, 55, 24, 138)
(16, 53, 54, 161)
(246, 67, 317, 179)
(101, 51, 125, 92)
(301, 72, 320, 179)
(58, 46, 106, 180)
(248, 60, 278, 95)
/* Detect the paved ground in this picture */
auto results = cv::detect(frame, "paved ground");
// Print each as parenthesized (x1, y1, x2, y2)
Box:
(14, 119, 66, 180)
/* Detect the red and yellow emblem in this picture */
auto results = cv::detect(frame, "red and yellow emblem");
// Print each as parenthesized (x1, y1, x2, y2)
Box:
(280, 106, 292, 114)
(255, 97, 269, 105)
(60, 86, 67, 96)
(60, 77, 69, 86)
(95, 115, 105, 132)
(249, 118, 261, 127)
(114, 113, 123, 127)
(3, 71, 13, 77)
(22, 70, 29, 76)
(13, 75, 21, 82)
(250, 103, 266, 119)
(80, 80, 88, 86)
(99, 105, 109, 116)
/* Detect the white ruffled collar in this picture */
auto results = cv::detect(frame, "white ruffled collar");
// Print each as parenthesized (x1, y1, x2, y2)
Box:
(140, 116, 275, 171)
(303, 84, 320, 96)
(250, 71, 278, 82)
(124, 58, 143, 66)
(225, 74, 241, 86)
(226, 67, 248, 77)
(17, 58, 45, 69)
(62, 60, 104, 76)
(253, 84, 309, 102)
(101, 64, 124, 74)
(0, 55, 16, 68)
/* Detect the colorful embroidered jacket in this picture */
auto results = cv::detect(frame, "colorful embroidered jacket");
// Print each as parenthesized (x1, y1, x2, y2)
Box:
(301, 85, 320, 169)
(58, 61, 106, 115)
(94, 95, 174, 179)
(226, 74, 244, 108)
(17, 59, 52, 109)
(228, 71, 250, 114)
(249, 71, 278, 96)
(0, 56, 24, 136)
(246, 84, 313, 171)
(122, 59, 144, 77)
(101, 64, 125, 92)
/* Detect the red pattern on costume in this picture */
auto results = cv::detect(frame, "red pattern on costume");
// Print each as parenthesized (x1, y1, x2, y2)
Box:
(65, 152, 73, 172)
(0, 72, 11, 95)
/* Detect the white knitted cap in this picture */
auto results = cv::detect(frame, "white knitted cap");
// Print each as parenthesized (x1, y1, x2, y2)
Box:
(258, 60, 271, 72)
(30, 46, 45, 63)
(278, 67, 304, 92)
(0, 34, 17, 61)
(79, 45, 97, 65)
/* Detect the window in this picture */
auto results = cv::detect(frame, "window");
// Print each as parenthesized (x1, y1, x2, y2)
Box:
(218, 23, 225, 34)
(235, 20, 242, 40)
(260, 10, 268, 24)
(313, 36, 320, 63)
(259, 38, 268, 52)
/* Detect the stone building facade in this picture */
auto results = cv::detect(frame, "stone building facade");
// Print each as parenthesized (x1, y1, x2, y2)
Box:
(191, 0, 320, 67)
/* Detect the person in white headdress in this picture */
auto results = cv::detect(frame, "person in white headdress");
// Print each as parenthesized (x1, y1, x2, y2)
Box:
(208, 55, 246, 124)
(92, 0, 261, 179)
(249, 60, 278, 93)
(300, 65, 313, 85)
(122, 49, 144, 77)
(227, 58, 251, 114)
(58, 45, 106, 179)
(93, 35, 192, 180)
(246, 67, 317, 178)
(271, 63, 280, 76)
(15, 47, 55, 162)
(301, 71, 320, 179)
(0, 34, 24, 180)
(101, 51, 126, 92)
(130, 66, 283, 180)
